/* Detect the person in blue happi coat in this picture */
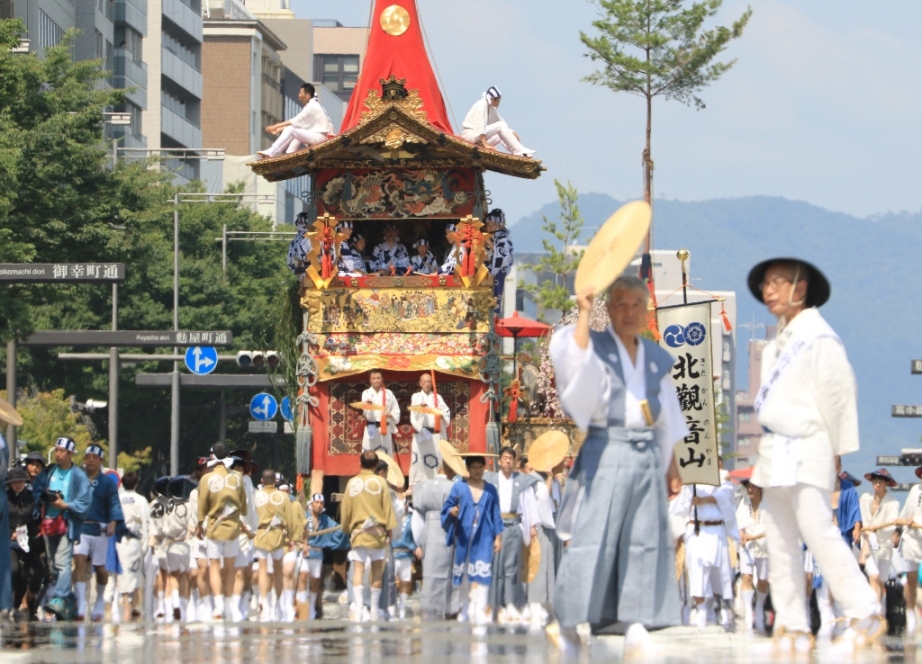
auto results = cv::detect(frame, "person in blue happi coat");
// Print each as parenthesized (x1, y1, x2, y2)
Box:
(441, 454, 503, 625)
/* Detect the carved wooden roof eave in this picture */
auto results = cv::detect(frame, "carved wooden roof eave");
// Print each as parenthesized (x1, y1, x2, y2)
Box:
(248, 102, 545, 181)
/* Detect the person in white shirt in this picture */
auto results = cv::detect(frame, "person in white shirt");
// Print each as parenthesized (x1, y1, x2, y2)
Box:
(671, 473, 739, 631)
(115, 472, 149, 623)
(484, 447, 541, 624)
(258, 83, 334, 158)
(746, 258, 882, 653)
(858, 469, 899, 607)
(460, 86, 534, 157)
(408, 372, 450, 486)
(360, 369, 400, 455)
(546, 275, 687, 655)
(736, 480, 769, 633)
(894, 466, 922, 636)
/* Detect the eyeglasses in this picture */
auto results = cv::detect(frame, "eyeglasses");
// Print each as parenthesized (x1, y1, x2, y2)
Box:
(758, 276, 793, 293)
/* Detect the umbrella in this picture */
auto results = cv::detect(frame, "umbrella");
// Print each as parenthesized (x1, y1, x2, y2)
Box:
(728, 467, 753, 483)
(495, 312, 551, 376)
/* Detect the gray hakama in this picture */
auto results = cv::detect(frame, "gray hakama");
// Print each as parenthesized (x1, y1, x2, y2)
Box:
(553, 427, 680, 630)
(549, 327, 688, 632)
(484, 471, 539, 613)
(527, 524, 558, 606)
(413, 475, 459, 617)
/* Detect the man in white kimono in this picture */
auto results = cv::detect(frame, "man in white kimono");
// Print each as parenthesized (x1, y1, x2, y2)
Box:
(360, 369, 400, 455)
(484, 447, 540, 623)
(258, 83, 334, 158)
(671, 473, 739, 630)
(409, 372, 451, 486)
(460, 86, 535, 157)
(747, 258, 883, 653)
(547, 275, 687, 656)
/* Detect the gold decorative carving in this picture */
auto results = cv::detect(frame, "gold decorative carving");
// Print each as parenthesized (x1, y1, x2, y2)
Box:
(380, 4, 411, 36)
(304, 214, 347, 290)
(361, 126, 426, 151)
(451, 215, 493, 288)
(358, 76, 429, 127)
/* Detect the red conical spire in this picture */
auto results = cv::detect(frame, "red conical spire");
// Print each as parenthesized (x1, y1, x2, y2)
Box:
(340, 0, 453, 134)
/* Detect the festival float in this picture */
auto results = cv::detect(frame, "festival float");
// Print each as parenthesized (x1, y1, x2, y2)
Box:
(249, 0, 543, 488)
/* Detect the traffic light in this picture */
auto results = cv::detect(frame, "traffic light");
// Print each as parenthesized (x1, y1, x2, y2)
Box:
(236, 350, 280, 370)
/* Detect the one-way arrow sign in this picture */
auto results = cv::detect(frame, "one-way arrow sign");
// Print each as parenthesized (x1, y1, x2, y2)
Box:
(249, 393, 278, 421)
(184, 346, 218, 375)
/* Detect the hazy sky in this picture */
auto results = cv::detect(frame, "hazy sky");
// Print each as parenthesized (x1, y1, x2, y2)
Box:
(293, 0, 922, 223)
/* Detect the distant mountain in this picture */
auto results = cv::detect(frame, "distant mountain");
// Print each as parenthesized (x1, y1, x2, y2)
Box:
(510, 195, 922, 483)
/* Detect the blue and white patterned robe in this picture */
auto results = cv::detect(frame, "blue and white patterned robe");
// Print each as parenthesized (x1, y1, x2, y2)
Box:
(441, 480, 503, 586)
(286, 214, 313, 275)
(409, 253, 439, 275)
(338, 241, 365, 273)
(371, 241, 409, 273)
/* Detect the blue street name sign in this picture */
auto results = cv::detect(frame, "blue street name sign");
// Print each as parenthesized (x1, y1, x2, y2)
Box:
(184, 346, 218, 375)
(249, 393, 278, 421)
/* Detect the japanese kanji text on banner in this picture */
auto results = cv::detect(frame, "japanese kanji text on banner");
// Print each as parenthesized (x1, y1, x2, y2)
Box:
(658, 302, 720, 486)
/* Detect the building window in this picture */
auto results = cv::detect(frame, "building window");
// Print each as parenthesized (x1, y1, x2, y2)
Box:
(314, 54, 359, 101)
(738, 412, 751, 423)
(39, 10, 64, 50)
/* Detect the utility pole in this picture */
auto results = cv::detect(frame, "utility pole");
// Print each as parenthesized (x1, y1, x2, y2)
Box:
(109, 282, 119, 464)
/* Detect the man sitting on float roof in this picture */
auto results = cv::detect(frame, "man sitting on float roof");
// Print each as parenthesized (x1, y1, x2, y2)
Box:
(258, 83, 334, 159)
(461, 86, 535, 158)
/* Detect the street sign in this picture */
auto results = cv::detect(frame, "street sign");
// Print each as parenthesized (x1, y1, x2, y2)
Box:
(248, 420, 278, 434)
(0, 263, 125, 283)
(280, 396, 293, 422)
(892, 405, 922, 417)
(877, 455, 903, 466)
(913, 360, 922, 375)
(249, 393, 278, 421)
(23, 330, 233, 347)
(184, 346, 218, 375)
(893, 483, 914, 492)
(283, 422, 293, 434)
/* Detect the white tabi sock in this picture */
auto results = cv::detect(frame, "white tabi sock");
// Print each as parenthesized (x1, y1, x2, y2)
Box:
(240, 591, 251, 620)
(755, 591, 767, 631)
(92, 582, 107, 617)
(213, 594, 224, 619)
(308, 591, 317, 620)
(280, 589, 295, 622)
(155, 590, 165, 618)
(370, 588, 381, 620)
(741, 590, 754, 631)
(202, 594, 214, 620)
(352, 584, 364, 610)
(229, 594, 242, 622)
(171, 589, 180, 618)
(296, 590, 308, 604)
(75, 582, 87, 616)
(695, 603, 707, 629)
(179, 596, 189, 622)
(397, 592, 408, 618)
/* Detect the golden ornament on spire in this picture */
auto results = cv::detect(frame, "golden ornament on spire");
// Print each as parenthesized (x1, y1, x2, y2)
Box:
(380, 5, 411, 36)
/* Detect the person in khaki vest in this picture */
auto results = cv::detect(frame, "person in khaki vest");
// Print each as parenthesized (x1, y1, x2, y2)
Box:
(195, 448, 248, 621)
(341, 451, 397, 622)
(254, 469, 305, 622)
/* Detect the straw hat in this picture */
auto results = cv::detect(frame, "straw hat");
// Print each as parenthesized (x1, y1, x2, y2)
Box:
(0, 397, 23, 427)
(746, 257, 830, 308)
(864, 468, 897, 487)
(375, 449, 405, 489)
(527, 430, 569, 473)
(573, 201, 651, 295)
(438, 440, 468, 479)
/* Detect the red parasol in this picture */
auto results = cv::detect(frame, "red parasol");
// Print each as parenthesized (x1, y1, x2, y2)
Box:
(495, 311, 552, 340)
(728, 466, 753, 483)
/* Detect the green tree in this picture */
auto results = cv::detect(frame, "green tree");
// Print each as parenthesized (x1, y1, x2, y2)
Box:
(581, 0, 751, 251)
(520, 180, 585, 321)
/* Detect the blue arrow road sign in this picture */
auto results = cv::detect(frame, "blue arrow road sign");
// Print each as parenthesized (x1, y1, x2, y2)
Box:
(280, 396, 293, 422)
(184, 346, 218, 375)
(249, 393, 278, 421)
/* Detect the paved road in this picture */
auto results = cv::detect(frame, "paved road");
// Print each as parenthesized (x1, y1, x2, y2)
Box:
(0, 620, 917, 663)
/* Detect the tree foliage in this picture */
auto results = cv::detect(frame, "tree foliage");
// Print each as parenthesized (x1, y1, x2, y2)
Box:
(0, 19, 296, 479)
(580, 0, 751, 218)
(520, 180, 585, 320)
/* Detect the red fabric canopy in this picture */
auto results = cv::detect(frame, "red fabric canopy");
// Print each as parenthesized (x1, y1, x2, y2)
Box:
(495, 311, 551, 339)
(340, 0, 453, 134)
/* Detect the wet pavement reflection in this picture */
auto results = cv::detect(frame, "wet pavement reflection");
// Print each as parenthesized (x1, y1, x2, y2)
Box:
(1, 620, 920, 662)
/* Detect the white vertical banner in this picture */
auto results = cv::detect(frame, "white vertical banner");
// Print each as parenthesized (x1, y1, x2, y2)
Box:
(657, 302, 720, 486)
